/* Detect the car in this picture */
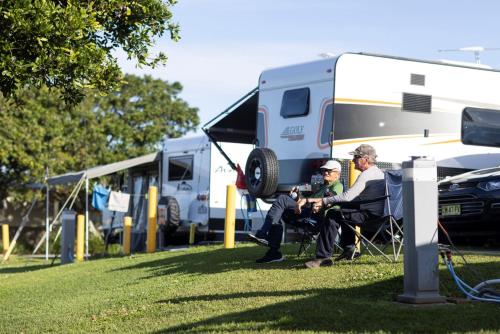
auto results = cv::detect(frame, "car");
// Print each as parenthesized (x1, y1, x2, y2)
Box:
(438, 166, 500, 241)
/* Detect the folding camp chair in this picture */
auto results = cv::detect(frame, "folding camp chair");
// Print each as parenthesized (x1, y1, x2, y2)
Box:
(337, 169, 404, 262)
(282, 216, 320, 257)
(282, 212, 342, 257)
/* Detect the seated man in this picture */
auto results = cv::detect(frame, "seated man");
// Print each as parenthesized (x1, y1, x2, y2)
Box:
(248, 160, 343, 263)
(301, 144, 385, 268)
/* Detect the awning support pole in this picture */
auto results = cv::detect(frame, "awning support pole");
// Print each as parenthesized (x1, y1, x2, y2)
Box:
(202, 128, 237, 171)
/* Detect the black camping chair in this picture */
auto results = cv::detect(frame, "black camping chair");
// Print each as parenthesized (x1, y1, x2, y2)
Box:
(336, 170, 404, 262)
(281, 209, 342, 257)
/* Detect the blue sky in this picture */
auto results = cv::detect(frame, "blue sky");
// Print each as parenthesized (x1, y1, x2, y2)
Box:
(117, 0, 500, 134)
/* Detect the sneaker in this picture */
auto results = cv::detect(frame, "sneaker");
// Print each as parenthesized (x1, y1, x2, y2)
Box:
(335, 248, 361, 261)
(256, 250, 284, 263)
(304, 258, 334, 269)
(247, 232, 269, 247)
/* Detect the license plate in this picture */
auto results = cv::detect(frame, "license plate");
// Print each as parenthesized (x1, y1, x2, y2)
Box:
(441, 204, 461, 216)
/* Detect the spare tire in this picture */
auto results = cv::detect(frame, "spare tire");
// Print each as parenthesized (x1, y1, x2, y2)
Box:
(245, 148, 279, 197)
(158, 196, 180, 237)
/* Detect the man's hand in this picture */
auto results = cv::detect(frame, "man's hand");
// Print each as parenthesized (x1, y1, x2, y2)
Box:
(312, 202, 323, 213)
(295, 198, 307, 214)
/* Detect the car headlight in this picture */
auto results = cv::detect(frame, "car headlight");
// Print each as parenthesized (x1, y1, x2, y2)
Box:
(477, 180, 500, 191)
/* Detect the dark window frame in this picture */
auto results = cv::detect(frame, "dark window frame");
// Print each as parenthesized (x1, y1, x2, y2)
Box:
(168, 155, 194, 181)
(280, 87, 310, 118)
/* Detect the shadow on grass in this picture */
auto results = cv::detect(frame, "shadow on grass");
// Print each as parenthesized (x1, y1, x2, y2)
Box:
(110, 245, 500, 333)
(113, 245, 332, 278)
(0, 262, 54, 274)
(152, 265, 500, 333)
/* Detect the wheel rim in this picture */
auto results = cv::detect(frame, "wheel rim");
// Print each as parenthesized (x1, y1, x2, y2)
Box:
(249, 158, 262, 188)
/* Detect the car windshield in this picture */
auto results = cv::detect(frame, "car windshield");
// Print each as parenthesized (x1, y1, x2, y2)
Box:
(469, 166, 500, 175)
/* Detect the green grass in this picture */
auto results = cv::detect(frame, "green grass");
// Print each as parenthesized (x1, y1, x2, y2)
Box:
(0, 243, 499, 333)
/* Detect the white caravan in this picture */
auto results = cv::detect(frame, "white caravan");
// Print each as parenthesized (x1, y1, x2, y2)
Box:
(235, 52, 500, 197)
(160, 135, 268, 238)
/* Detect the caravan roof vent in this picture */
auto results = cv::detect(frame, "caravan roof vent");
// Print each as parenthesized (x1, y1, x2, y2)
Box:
(410, 73, 425, 86)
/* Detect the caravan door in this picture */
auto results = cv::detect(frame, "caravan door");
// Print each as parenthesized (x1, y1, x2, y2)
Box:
(164, 154, 195, 222)
(163, 139, 211, 227)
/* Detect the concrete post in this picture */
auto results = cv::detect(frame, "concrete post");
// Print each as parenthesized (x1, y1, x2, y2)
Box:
(224, 184, 236, 249)
(189, 223, 196, 245)
(2, 224, 9, 254)
(123, 216, 132, 255)
(76, 215, 84, 262)
(147, 186, 158, 253)
(348, 161, 361, 252)
(397, 157, 446, 304)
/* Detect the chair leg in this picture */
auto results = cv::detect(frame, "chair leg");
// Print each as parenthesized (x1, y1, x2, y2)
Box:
(346, 224, 393, 262)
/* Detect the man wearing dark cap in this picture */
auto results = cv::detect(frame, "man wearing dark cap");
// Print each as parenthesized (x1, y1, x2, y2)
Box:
(301, 144, 385, 268)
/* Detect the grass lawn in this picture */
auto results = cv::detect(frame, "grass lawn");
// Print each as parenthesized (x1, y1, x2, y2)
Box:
(0, 243, 499, 333)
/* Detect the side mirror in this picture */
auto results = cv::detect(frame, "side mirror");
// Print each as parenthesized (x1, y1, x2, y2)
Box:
(461, 107, 500, 148)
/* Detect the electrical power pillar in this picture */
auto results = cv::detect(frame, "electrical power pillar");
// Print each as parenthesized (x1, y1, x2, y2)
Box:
(397, 157, 446, 304)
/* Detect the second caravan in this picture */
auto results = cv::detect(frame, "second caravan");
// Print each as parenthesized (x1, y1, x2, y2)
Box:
(160, 135, 269, 240)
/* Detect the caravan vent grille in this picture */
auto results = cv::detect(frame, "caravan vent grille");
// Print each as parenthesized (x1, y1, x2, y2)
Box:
(410, 74, 426, 86)
(402, 93, 432, 113)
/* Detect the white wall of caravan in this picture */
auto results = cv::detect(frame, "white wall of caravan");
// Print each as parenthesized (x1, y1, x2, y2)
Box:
(209, 142, 270, 223)
(258, 71, 334, 161)
(332, 53, 500, 169)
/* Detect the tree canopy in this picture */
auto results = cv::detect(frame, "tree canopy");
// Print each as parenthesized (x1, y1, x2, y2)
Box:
(0, 75, 199, 200)
(0, 0, 179, 104)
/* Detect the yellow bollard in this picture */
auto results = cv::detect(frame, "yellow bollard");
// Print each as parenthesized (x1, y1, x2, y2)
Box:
(189, 223, 196, 245)
(224, 184, 236, 249)
(349, 161, 362, 252)
(76, 215, 84, 262)
(123, 216, 132, 255)
(147, 186, 158, 253)
(2, 224, 9, 255)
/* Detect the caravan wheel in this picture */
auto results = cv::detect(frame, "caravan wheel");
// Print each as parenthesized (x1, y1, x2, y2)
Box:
(159, 196, 180, 237)
(245, 148, 279, 197)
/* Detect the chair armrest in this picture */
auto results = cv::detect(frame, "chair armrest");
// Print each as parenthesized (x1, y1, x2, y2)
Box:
(332, 195, 389, 209)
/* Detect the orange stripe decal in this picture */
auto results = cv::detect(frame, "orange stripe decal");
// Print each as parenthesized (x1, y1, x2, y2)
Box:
(423, 139, 461, 145)
(335, 98, 401, 106)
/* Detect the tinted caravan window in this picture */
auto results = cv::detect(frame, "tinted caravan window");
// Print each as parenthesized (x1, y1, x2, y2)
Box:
(168, 155, 194, 181)
(462, 107, 500, 148)
(256, 111, 266, 147)
(320, 104, 333, 146)
(280, 88, 310, 118)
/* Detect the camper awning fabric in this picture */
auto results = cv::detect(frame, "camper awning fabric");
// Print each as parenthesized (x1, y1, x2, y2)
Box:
(48, 152, 161, 185)
(203, 87, 258, 144)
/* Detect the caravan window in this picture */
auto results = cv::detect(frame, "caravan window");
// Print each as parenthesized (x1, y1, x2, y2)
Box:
(168, 155, 194, 181)
(280, 88, 310, 118)
(319, 104, 334, 146)
(256, 111, 266, 147)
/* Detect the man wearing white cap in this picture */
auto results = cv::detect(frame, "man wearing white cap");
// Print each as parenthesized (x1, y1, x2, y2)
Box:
(302, 144, 385, 268)
(248, 160, 343, 263)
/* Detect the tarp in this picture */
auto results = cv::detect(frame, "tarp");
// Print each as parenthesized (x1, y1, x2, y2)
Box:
(203, 87, 258, 144)
(48, 152, 161, 185)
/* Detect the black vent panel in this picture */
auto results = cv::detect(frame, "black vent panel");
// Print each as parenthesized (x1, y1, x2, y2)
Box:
(402, 93, 432, 113)
(410, 73, 425, 86)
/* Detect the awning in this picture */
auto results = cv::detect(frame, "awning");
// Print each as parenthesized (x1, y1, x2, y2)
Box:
(203, 87, 258, 144)
(48, 152, 161, 185)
